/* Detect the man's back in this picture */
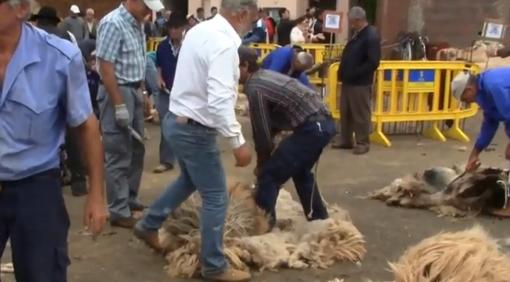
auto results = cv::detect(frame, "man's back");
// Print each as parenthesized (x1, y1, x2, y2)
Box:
(277, 19, 293, 46)
(170, 15, 240, 120)
(245, 69, 325, 129)
(63, 16, 86, 40)
(478, 68, 510, 117)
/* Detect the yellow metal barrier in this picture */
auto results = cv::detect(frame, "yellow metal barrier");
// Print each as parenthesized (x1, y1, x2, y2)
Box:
(248, 43, 279, 62)
(146, 37, 165, 52)
(326, 61, 480, 147)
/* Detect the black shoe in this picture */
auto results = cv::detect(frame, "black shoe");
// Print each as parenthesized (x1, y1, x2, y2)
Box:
(332, 143, 354, 150)
(353, 145, 370, 155)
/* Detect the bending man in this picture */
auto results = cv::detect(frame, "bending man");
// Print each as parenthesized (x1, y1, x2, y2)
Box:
(238, 46, 334, 228)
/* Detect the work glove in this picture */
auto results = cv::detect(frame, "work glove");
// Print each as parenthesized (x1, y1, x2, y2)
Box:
(115, 104, 130, 128)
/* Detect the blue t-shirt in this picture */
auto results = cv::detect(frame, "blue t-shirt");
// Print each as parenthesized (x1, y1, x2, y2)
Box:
(261, 46, 312, 88)
(156, 38, 179, 92)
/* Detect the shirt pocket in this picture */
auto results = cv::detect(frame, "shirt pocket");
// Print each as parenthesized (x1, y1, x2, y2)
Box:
(2, 84, 55, 144)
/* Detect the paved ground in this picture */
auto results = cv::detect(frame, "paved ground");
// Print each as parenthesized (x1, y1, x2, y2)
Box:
(2, 114, 510, 282)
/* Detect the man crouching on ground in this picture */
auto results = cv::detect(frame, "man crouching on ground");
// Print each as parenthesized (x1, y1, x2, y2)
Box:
(238, 46, 335, 228)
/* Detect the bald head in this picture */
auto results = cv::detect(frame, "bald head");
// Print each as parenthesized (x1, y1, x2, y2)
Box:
(294, 52, 314, 72)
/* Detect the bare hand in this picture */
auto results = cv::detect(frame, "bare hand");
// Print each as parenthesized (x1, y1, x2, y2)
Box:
(465, 156, 481, 172)
(505, 143, 510, 160)
(233, 143, 252, 167)
(83, 192, 108, 240)
(158, 79, 166, 90)
(143, 94, 152, 118)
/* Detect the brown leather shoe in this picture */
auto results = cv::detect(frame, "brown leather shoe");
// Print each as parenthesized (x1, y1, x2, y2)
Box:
(353, 145, 370, 155)
(110, 216, 138, 229)
(133, 227, 163, 253)
(203, 268, 251, 281)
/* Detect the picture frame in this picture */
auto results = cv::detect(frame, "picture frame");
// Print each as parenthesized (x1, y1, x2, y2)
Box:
(481, 19, 507, 40)
(322, 10, 343, 33)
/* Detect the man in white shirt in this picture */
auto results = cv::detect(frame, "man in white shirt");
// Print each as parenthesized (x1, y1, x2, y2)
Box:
(134, 1, 257, 281)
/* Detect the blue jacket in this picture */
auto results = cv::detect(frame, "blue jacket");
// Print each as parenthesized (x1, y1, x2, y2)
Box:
(474, 68, 510, 151)
(261, 47, 312, 88)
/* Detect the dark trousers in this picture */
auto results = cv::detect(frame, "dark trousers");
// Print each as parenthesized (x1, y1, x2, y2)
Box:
(0, 170, 70, 282)
(339, 84, 372, 146)
(255, 117, 336, 227)
(65, 129, 87, 194)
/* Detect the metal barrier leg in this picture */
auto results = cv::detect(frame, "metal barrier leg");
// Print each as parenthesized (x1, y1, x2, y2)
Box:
(370, 121, 392, 147)
(444, 119, 470, 143)
(423, 121, 447, 142)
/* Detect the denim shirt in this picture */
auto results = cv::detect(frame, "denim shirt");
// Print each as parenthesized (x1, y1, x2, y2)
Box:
(0, 24, 92, 181)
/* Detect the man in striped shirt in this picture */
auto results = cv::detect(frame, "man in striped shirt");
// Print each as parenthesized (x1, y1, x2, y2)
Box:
(96, 0, 164, 228)
(238, 46, 335, 228)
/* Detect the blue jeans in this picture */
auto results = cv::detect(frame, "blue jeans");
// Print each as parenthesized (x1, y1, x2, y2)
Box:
(0, 170, 70, 282)
(154, 94, 175, 166)
(137, 113, 228, 276)
(256, 117, 336, 227)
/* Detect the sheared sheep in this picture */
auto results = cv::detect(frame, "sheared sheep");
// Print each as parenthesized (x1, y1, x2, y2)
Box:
(390, 226, 510, 282)
(369, 166, 509, 217)
(158, 183, 366, 278)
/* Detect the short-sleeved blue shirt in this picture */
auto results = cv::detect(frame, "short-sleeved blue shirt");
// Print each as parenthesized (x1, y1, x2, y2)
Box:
(0, 24, 93, 181)
(261, 46, 312, 88)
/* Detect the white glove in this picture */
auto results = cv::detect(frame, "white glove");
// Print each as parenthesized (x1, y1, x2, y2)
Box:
(115, 104, 130, 128)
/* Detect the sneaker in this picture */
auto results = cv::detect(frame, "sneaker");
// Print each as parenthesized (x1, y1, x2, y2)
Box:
(153, 163, 174, 174)
(203, 268, 251, 281)
(133, 225, 163, 253)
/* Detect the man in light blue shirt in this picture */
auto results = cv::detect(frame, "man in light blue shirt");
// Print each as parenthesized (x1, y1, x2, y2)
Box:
(96, 0, 164, 228)
(0, 1, 107, 281)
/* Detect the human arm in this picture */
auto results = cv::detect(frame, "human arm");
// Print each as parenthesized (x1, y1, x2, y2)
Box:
(246, 87, 274, 167)
(242, 27, 266, 45)
(351, 31, 381, 79)
(297, 72, 313, 88)
(206, 45, 251, 166)
(155, 45, 166, 89)
(65, 54, 107, 238)
(96, 21, 123, 106)
(468, 113, 499, 171)
(496, 47, 510, 58)
(96, 22, 130, 127)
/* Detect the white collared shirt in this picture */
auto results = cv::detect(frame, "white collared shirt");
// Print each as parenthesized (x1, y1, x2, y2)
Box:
(169, 14, 245, 148)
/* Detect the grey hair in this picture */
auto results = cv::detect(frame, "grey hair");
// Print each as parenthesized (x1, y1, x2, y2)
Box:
(8, 0, 34, 7)
(221, 0, 257, 11)
(348, 6, 367, 20)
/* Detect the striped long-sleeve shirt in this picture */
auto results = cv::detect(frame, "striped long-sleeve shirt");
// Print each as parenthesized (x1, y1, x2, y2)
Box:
(244, 69, 328, 163)
(96, 4, 146, 84)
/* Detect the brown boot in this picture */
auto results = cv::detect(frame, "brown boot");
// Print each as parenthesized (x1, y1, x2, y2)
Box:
(133, 227, 163, 253)
(203, 268, 251, 281)
(110, 216, 138, 229)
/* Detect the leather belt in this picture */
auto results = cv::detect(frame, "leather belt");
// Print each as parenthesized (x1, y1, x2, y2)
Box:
(306, 112, 331, 123)
(100, 81, 142, 89)
(175, 116, 209, 128)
